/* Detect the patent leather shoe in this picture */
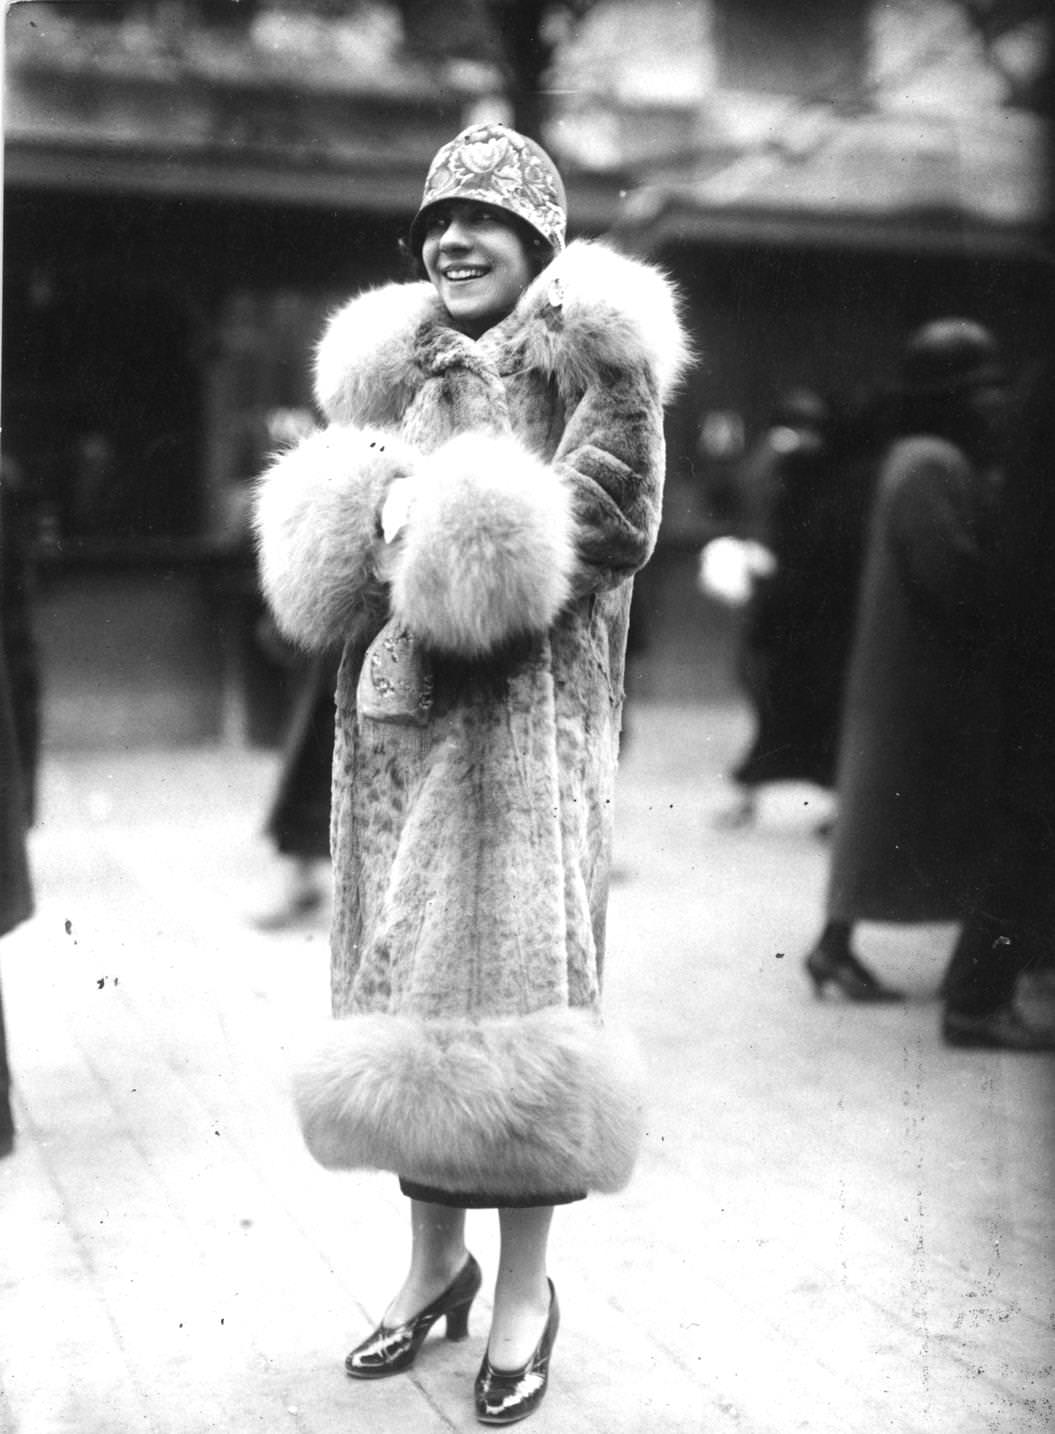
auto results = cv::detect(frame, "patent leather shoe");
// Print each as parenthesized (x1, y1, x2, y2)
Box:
(942, 1003, 1055, 1051)
(345, 1253, 482, 1379)
(474, 1281, 559, 1426)
(805, 943, 905, 1002)
(251, 887, 325, 931)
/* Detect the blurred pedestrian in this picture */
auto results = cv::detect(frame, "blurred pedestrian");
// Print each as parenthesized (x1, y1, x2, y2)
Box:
(804, 319, 1009, 1001)
(938, 352, 1055, 1049)
(1, 490, 36, 1157)
(254, 122, 689, 1425)
(700, 390, 874, 828)
(252, 645, 338, 930)
(0, 648, 32, 1157)
(1, 451, 43, 825)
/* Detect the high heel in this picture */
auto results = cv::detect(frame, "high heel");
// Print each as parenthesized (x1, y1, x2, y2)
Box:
(345, 1253, 482, 1379)
(805, 943, 905, 1003)
(474, 1281, 560, 1426)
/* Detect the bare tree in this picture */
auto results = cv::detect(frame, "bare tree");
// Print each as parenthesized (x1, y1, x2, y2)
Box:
(398, 0, 601, 138)
(482, 0, 600, 137)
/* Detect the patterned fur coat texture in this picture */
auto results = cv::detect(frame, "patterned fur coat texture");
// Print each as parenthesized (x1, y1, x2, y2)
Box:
(254, 240, 689, 1199)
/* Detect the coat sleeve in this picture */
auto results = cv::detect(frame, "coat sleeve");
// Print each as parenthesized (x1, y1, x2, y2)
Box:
(884, 451, 994, 631)
(552, 368, 666, 598)
(386, 365, 666, 658)
(253, 424, 415, 651)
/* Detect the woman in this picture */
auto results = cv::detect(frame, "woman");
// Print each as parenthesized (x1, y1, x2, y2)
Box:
(1, 480, 36, 1155)
(803, 318, 1008, 1001)
(703, 390, 875, 830)
(936, 353, 1055, 1050)
(254, 123, 689, 1424)
(252, 646, 339, 930)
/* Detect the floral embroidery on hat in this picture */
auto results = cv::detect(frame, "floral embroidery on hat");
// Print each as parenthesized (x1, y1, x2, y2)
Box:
(412, 124, 567, 254)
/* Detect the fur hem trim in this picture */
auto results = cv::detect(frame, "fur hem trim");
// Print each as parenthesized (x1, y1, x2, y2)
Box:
(314, 282, 441, 426)
(292, 1006, 646, 1196)
(389, 433, 575, 657)
(253, 425, 412, 650)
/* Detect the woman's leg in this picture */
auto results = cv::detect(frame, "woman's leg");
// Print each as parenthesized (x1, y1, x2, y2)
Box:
(815, 917, 853, 956)
(805, 918, 904, 1001)
(385, 1199, 469, 1324)
(488, 1205, 555, 1369)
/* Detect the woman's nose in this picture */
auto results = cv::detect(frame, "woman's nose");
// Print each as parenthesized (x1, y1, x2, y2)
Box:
(439, 217, 471, 249)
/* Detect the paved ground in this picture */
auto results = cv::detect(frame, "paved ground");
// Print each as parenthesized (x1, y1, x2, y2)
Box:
(2, 700, 1053, 1434)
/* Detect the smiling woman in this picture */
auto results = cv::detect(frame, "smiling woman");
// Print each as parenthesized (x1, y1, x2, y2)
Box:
(418, 204, 536, 339)
(253, 120, 690, 1427)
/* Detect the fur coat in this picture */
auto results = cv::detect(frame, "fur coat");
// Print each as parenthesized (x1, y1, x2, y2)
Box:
(254, 240, 689, 1199)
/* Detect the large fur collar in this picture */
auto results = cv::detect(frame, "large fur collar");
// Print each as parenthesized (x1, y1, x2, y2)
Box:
(314, 239, 691, 428)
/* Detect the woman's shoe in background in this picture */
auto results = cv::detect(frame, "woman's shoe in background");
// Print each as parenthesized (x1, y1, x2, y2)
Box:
(345, 1253, 482, 1379)
(251, 885, 325, 931)
(251, 856, 329, 931)
(942, 1004, 1055, 1051)
(805, 943, 905, 1002)
(475, 1281, 560, 1426)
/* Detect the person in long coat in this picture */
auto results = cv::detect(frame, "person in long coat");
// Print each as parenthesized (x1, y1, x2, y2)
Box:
(706, 390, 876, 827)
(0, 642, 33, 1157)
(1, 476, 36, 1154)
(1, 452, 42, 827)
(1, 476, 37, 1158)
(803, 319, 1008, 1002)
(254, 122, 689, 1424)
(252, 646, 339, 930)
(937, 352, 1055, 1049)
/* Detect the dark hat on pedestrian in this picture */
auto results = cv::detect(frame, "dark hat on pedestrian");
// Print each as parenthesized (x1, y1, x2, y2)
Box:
(773, 388, 829, 430)
(901, 318, 1005, 399)
(408, 122, 567, 259)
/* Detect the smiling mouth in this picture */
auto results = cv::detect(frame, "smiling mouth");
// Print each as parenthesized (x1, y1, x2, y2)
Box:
(443, 266, 490, 283)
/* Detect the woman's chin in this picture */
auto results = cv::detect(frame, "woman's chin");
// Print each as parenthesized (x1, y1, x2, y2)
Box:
(446, 301, 488, 332)
(441, 290, 508, 337)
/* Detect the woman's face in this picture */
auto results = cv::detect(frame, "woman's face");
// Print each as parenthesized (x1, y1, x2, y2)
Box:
(421, 202, 534, 338)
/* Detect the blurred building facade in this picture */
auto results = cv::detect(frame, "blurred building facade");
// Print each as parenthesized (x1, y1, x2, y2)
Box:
(3, 0, 1050, 744)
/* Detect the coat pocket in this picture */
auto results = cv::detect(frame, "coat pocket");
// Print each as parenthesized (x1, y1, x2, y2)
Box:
(357, 618, 435, 726)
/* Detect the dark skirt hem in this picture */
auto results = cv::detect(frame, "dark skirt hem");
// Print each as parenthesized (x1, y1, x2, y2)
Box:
(398, 1177, 587, 1209)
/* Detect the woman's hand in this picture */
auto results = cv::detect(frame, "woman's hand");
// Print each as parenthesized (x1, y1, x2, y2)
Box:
(375, 477, 418, 583)
(381, 477, 417, 543)
(698, 537, 777, 607)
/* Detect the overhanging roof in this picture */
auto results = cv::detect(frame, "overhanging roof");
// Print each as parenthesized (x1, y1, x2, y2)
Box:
(610, 187, 1051, 262)
(610, 105, 1050, 262)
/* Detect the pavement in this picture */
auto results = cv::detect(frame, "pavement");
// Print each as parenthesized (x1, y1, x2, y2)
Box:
(1, 700, 1053, 1434)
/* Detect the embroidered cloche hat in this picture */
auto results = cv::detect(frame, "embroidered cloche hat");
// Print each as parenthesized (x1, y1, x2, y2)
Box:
(408, 122, 567, 258)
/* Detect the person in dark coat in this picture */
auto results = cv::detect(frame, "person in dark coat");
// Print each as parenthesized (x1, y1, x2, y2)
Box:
(803, 319, 1009, 1001)
(1, 452, 42, 826)
(702, 390, 875, 827)
(1, 483, 36, 1156)
(252, 644, 338, 930)
(938, 352, 1055, 1049)
(254, 123, 689, 1424)
(0, 648, 33, 1157)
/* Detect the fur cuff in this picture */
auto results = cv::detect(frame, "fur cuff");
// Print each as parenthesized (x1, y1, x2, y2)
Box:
(292, 1006, 645, 1196)
(253, 426, 412, 650)
(389, 433, 575, 658)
